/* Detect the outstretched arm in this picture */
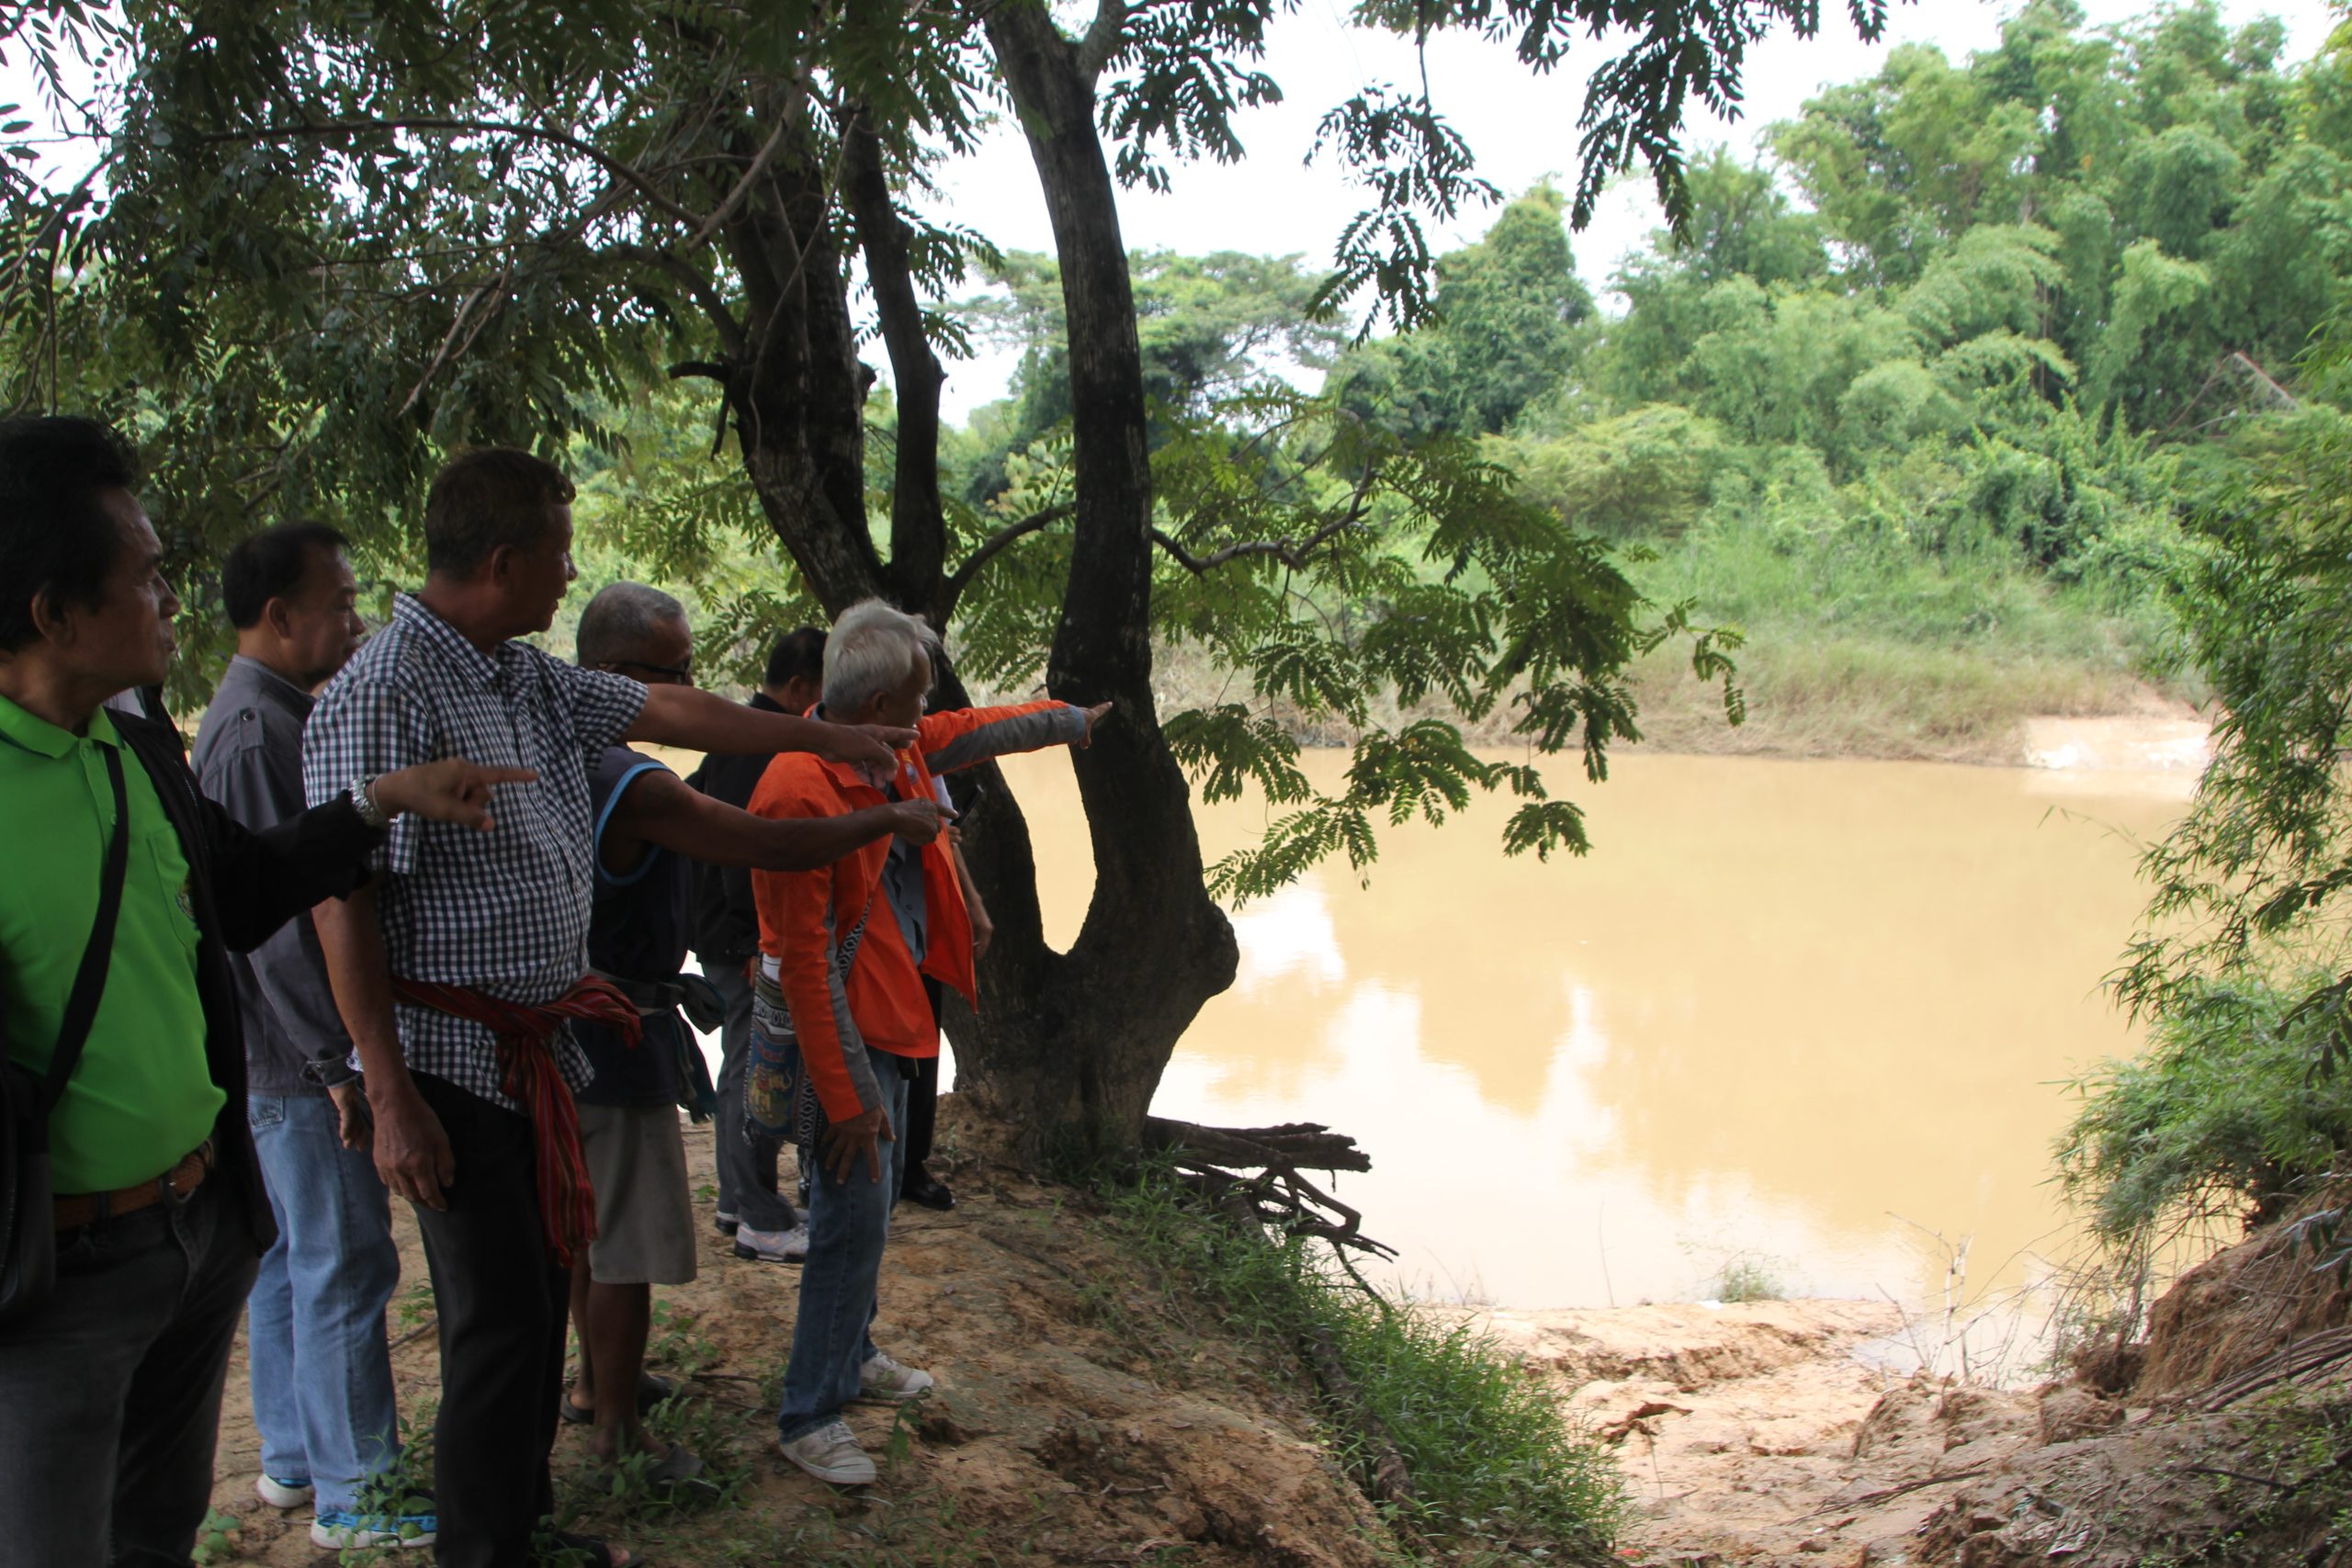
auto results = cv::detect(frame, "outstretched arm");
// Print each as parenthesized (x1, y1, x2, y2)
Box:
(625, 684, 910, 769)
(919, 700, 1110, 775)
(600, 767, 947, 874)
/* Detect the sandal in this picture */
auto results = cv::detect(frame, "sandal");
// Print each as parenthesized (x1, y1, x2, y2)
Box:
(536, 1528, 642, 1566)
(559, 1371, 677, 1425)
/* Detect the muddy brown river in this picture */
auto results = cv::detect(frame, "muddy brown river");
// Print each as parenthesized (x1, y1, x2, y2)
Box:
(973, 746, 2190, 1326)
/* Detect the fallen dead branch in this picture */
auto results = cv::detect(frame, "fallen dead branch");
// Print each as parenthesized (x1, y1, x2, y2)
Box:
(1144, 1117, 1392, 1262)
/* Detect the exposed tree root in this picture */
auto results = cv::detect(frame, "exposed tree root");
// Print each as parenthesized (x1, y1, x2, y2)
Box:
(1143, 1116, 1391, 1260)
(2191, 1325, 2352, 1412)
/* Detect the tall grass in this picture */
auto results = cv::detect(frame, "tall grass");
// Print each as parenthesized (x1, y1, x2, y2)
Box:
(1094, 1169, 1626, 1563)
(1617, 512, 2182, 761)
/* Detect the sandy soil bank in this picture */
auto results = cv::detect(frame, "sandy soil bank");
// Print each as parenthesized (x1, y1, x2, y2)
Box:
(201, 1105, 1389, 1566)
(1443, 1300, 2134, 1568)
(191, 1122, 2128, 1567)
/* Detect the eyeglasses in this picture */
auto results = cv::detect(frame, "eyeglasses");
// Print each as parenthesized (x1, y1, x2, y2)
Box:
(606, 658, 694, 685)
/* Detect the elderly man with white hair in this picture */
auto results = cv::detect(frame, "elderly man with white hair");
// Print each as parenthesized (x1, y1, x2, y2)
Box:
(746, 598, 1106, 1484)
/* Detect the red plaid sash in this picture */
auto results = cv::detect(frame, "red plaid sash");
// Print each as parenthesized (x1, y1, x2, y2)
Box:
(389, 976, 640, 1267)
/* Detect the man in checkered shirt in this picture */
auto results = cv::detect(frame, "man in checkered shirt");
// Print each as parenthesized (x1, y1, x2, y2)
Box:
(302, 448, 904, 1568)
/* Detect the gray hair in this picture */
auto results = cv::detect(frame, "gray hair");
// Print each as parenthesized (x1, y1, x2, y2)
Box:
(576, 581, 687, 667)
(821, 598, 941, 712)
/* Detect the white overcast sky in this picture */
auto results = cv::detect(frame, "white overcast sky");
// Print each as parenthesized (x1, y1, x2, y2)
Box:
(3, 1, 2335, 422)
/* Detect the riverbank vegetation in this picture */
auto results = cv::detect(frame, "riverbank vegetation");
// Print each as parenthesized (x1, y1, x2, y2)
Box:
(1091, 1167, 1626, 1561)
(2059, 316, 2352, 1266)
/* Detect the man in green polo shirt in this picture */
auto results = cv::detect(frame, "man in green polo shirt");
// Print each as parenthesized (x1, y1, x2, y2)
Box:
(0, 416, 533, 1568)
(2, 695, 224, 1193)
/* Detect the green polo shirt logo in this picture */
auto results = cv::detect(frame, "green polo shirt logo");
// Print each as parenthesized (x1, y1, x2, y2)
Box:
(0, 695, 221, 1194)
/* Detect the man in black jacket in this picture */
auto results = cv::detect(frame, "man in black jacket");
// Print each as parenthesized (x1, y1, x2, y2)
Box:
(685, 626, 824, 1260)
(0, 417, 526, 1568)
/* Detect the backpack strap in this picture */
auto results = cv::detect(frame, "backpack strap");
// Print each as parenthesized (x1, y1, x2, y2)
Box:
(38, 744, 132, 1117)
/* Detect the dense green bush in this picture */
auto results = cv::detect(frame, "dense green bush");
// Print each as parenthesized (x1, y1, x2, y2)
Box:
(2060, 328, 2352, 1250)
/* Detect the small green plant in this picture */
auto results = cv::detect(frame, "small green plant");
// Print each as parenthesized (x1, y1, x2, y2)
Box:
(393, 1278, 435, 1333)
(328, 1411, 441, 1567)
(1705, 1254, 1786, 1303)
(648, 1300, 720, 1379)
(188, 1508, 239, 1566)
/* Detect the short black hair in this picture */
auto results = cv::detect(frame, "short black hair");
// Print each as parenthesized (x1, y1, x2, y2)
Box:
(0, 416, 141, 654)
(764, 626, 826, 691)
(424, 447, 574, 578)
(220, 520, 350, 629)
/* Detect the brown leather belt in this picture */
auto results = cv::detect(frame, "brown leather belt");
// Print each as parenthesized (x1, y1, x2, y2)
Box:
(53, 1142, 214, 1231)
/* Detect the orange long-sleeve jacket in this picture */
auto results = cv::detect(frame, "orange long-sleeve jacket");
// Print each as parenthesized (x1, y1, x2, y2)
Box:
(747, 700, 1088, 1122)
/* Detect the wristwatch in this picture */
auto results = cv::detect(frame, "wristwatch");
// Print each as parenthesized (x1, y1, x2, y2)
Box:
(349, 773, 390, 829)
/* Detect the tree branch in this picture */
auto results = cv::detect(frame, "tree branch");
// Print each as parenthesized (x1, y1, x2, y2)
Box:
(201, 118, 706, 231)
(1151, 509, 1370, 576)
(683, 85, 805, 255)
(613, 243, 747, 357)
(943, 501, 1077, 612)
(394, 266, 508, 418)
(1077, 0, 1130, 82)
(1153, 468, 1379, 575)
(842, 100, 950, 608)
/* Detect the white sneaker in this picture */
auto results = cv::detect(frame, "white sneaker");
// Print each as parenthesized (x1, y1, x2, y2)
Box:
(858, 1351, 934, 1404)
(255, 1474, 313, 1509)
(733, 1222, 810, 1264)
(780, 1420, 877, 1485)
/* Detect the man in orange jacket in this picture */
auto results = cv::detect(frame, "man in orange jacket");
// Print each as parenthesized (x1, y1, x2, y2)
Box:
(748, 598, 1104, 1485)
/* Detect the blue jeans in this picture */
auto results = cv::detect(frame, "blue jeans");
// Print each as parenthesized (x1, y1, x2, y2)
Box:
(775, 1060, 910, 1444)
(710, 963, 794, 1233)
(246, 1093, 403, 1513)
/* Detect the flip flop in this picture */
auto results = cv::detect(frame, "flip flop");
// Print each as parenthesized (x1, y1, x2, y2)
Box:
(560, 1372, 678, 1425)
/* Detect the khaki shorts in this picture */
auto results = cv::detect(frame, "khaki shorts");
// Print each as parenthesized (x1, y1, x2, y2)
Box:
(578, 1103, 697, 1286)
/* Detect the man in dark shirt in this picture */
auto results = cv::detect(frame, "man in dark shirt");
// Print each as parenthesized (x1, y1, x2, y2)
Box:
(563, 586, 941, 1487)
(0, 416, 526, 1568)
(192, 522, 426, 1549)
(686, 626, 823, 1261)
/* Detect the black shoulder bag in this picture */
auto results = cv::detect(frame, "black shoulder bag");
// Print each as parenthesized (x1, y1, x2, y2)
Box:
(0, 746, 132, 1328)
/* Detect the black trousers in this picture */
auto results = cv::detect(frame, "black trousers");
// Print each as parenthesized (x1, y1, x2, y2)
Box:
(906, 978, 944, 1172)
(0, 1179, 255, 1568)
(409, 1073, 568, 1568)
(905, 1053, 939, 1171)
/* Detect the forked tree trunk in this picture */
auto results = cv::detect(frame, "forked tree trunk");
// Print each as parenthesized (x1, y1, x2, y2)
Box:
(715, 65, 1236, 1154)
(944, 6, 1239, 1150)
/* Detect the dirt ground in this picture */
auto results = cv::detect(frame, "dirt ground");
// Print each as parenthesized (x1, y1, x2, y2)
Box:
(203, 1101, 1390, 1566)
(195, 1107, 2166, 1568)
(1434, 1300, 2083, 1567)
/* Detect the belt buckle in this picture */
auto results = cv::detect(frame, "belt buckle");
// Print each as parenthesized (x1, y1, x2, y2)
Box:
(158, 1141, 210, 1213)
(157, 1166, 194, 1213)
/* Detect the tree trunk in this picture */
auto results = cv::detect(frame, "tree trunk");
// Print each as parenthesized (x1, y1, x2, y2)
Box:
(947, 6, 1238, 1151)
(719, 113, 888, 611)
(704, 60, 1235, 1156)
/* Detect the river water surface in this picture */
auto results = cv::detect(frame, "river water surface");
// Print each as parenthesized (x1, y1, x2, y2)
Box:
(965, 747, 2190, 1330)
